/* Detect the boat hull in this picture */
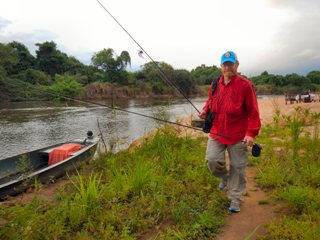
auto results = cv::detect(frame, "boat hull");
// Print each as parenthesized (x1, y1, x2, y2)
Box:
(0, 138, 98, 199)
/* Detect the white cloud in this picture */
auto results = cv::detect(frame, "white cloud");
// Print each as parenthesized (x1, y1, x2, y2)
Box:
(247, 1, 320, 75)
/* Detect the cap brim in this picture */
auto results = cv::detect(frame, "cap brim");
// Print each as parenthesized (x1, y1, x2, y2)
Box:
(221, 58, 236, 64)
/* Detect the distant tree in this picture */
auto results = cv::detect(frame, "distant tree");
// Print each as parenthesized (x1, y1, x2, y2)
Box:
(8, 41, 36, 74)
(135, 70, 146, 82)
(0, 66, 6, 79)
(35, 41, 70, 77)
(91, 48, 131, 84)
(17, 69, 51, 85)
(140, 61, 174, 82)
(127, 72, 138, 86)
(285, 73, 311, 86)
(307, 71, 320, 84)
(173, 69, 194, 95)
(251, 72, 287, 87)
(65, 56, 85, 75)
(151, 81, 164, 94)
(118, 51, 131, 70)
(274, 75, 286, 86)
(138, 61, 175, 92)
(78, 65, 105, 84)
(0, 42, 18, 76)
(48, 74, 83, 98)
(190, 65, 220, 85)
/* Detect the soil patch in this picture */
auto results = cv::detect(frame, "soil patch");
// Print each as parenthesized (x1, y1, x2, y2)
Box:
(214, 167, 276, 240)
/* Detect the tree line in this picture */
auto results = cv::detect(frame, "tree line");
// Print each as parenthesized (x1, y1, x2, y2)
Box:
(251, 70, 320, 95)
(1, 40, 319, 101)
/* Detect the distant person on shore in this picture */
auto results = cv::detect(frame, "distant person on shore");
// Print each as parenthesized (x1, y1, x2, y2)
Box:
(199, 51, 261, 212)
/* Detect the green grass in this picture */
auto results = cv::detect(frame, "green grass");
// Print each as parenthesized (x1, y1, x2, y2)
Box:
(253, 107, 320, 239)
(0, 126, 228, 239)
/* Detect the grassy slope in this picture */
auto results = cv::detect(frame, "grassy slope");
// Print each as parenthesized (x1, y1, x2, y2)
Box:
(0, 78, 47, 101)
(0, 127, 228, 240)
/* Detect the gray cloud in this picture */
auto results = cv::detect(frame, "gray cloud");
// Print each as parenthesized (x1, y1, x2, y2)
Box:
(253, 0, 320, 75)
(267, 0, 320, 11)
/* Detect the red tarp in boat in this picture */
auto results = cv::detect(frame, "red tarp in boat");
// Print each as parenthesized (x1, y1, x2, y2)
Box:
(48, 143, 82, 165)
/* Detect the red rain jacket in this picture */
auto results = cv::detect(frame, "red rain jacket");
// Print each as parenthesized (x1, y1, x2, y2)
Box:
(202, 75, 261, 144)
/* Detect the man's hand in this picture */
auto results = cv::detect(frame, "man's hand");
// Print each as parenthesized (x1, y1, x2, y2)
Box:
(243, 136, 254, 146)
(198, 110, 207, 119)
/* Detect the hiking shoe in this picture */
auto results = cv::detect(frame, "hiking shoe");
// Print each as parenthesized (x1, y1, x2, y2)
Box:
(229, 201, 240, 213)
(219, 179, 228, 190)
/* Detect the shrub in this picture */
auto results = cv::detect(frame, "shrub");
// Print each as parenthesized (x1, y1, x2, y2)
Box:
(48, 74, 83, 99)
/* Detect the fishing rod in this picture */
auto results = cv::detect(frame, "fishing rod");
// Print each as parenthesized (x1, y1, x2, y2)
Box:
(95, 0, 201, 114)
(11, 79, 262, 157)
(47, 90, 261, 156)
(13, 82, 227, 137)
(11, 80, 261, 156)
(18, 82, 203, 130)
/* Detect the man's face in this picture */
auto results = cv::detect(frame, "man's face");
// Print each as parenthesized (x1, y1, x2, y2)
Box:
(221, 61, 239, 78)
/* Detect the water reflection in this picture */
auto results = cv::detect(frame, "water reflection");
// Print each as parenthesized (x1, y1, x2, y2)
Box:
(0, 98, 206, 159)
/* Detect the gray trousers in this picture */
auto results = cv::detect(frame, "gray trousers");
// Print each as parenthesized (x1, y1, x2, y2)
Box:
(205, 137, 248, 203)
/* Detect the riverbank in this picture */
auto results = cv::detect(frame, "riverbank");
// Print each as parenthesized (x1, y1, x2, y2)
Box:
(83, 82, 207, 100)
(0, 127, 228, 239)
(0, 79, 207, 102)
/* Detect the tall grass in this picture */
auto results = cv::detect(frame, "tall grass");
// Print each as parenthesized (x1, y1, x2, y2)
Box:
(68, 172, 103, 229)
(127, 158, 154, 195)
(285, 107, 305, 158)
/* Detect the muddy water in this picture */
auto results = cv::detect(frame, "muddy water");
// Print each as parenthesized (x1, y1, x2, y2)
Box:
(0, 98, 206, 159)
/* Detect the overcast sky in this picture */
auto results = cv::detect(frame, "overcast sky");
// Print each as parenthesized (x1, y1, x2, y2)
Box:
(1, 0, 320, 76)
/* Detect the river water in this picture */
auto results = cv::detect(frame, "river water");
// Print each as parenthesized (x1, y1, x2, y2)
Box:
(0, 97, 206, 159)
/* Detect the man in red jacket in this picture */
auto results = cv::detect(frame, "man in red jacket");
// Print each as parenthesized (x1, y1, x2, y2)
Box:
(199, 51, 261, 212)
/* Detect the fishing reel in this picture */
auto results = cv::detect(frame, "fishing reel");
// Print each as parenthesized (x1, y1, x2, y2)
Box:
(252, 143, 262, 157)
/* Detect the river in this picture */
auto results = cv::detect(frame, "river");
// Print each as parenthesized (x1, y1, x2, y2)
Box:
(0, 97, 206, 159)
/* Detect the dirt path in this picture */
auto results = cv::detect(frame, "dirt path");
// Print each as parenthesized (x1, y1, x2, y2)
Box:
(214, 167, 276, 240)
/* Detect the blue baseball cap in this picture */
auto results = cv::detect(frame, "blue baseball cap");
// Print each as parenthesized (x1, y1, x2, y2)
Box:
(221, 51, 237, 64)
